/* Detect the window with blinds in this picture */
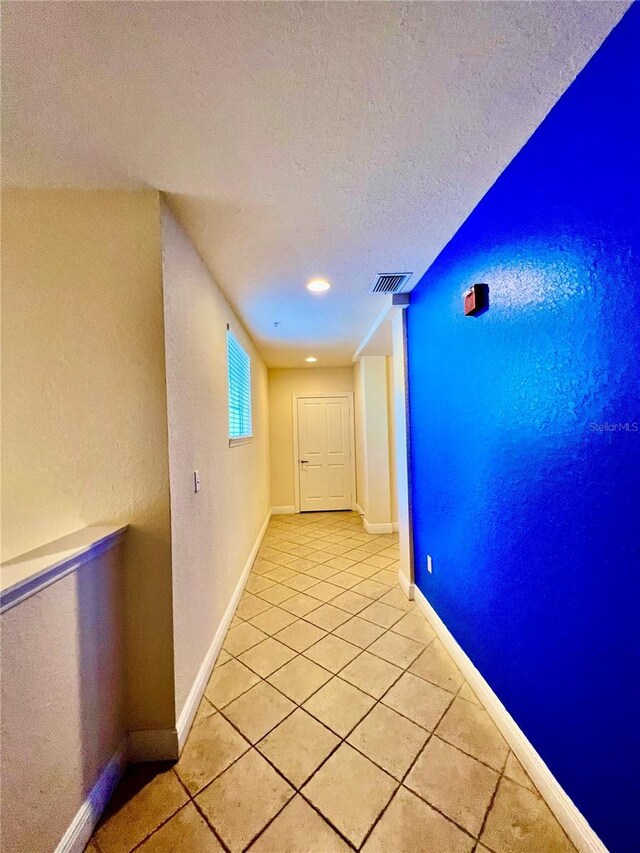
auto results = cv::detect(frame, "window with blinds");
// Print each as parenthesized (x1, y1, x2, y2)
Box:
(227, 329, 252, 442)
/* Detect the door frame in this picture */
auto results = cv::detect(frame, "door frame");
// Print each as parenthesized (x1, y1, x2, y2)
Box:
(292, 392, 356, 514)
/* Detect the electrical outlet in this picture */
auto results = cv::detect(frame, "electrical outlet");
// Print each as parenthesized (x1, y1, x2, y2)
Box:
(194, 470, 201, 493)
(427, 554, 433, 574)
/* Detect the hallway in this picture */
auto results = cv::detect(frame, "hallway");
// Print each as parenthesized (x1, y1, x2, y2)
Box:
(90, 512, 574, 853)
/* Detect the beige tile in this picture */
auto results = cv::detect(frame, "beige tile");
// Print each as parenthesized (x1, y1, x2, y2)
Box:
(252, 558, 281, 575)
(458, 681, 482, 706)
(259, 546, 288, 561)
(382, 671, 453, 731)
(205, 658, 261, 709)
(239, 637, 297, 677)
(325, 556, 358, 571)
(379, 587, 413, 612)
(229, 614, 243, 629)
(331, 589, 372, 615)
(283, 573, 320, 592)
(348, 561, 382, 579)
(95, 765, 188, 853)
(348, 704, 428, 781)
(409, 639, 464, 692)
(85, 843, 101, 853)
(368, 631, 424, 669)
(344, 547, 373, 562)
(303, 676, 376, 737)
(257, 708, 339, 787)
(405, 736, 498, 836)
(265, 566, 298, 582)
(339, 651, 403, 699)
(306, 581, 343, 602)
(363, 554, 395, 569)
(274, 619, 327, 652)
(250, 606, 298, 635)
(306, 563, 340, 580)
(215, 648, 232, 667)
(223, 622, 268, 656)
(287, 557, 317, 572)
(236, 594, 272, 621)
(379, 546, 400, 559)
(436, 696, 509, 771)
(193, 695, 216, 725)
(304, 634, 361, 673)
(333, 615, 386, 649)
(352, 579, 393, 600)
(245, 574, 276, 595)
(390, 609, 436, 644)
(249, 795, 351, 852)
(268, 655, 333, 704)
(481, 777, 575, 853)
(361, 786, 474, 853)
(137, 803, 225, 852)
(304, 603, 351, 631)
(222, 681, 295, 743)
(280, 592, 323, 617)
(329, 570, 362, 590)
(359, 601, 405, 629)
(175, 713, 249, 794)
(302, 744, 397, 848)
(370, 569, 398, 586)
(256, 583, 297, 605)
(196, 749, 294, 853)
(504, 751, 537, 792)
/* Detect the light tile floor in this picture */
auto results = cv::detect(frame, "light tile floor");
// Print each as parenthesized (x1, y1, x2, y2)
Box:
(90, 511, 576, 853)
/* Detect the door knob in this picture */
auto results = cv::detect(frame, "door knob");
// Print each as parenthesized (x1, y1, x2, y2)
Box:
(300, 459, 309, 463)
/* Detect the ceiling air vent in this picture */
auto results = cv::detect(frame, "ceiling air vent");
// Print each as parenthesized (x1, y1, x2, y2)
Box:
(369, 272, 412, 294)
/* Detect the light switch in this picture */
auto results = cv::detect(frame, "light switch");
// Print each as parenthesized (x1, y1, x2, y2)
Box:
(194, 470, 201, 493)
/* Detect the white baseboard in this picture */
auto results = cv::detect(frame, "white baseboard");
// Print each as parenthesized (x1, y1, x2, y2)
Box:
(354, 502, 364, 516)
(55, 738, 128, 853)
(271, 505, 296, 515)
(174, 508, 272, 752)
(413, 586, 607, 853)
(363, 517, 394, 534)
(397, 569, 414, 600)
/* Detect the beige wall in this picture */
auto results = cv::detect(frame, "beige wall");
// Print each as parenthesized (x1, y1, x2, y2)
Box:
(386, 355, 399, 524)
(1, 189, 175, 733)
(268, 367, 354, 510)
(353, 356, 393, 528)
(0, 544, 126, 853)
(161, 204, 270, 716)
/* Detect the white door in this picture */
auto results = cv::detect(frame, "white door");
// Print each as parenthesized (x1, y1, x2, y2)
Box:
(297, 396, 353, 512)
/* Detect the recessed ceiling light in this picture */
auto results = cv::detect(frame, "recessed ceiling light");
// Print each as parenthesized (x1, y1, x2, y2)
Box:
(307, 278, 331, 293)
(305, 356, 317, 363)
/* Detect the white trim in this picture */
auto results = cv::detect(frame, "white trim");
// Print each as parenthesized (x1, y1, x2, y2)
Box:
(292, 392, 356, 514)
(174, 508, 272, 752)
(228, 435, 253, 447)
(413, 586, 607, 853)
(54, 738, 128, 853)
(271, 505, 296, 515)
(362, 517, 394, 534)
(1, 525, 128, 614)
(392, 521, 399, 533)
(397, 568, 414, 600)
(354, 502, 364, 516)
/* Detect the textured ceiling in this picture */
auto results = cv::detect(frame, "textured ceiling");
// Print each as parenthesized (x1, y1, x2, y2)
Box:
(2, 1, 629, 366)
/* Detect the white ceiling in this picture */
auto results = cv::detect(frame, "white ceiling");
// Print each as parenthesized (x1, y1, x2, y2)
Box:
(2, 1, 629, 367)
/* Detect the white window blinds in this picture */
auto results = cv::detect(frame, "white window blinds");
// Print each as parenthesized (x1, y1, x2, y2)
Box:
(227, 330, 252, 441)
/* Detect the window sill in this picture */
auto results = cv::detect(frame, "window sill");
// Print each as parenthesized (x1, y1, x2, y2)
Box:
(229, 436, 253, 447)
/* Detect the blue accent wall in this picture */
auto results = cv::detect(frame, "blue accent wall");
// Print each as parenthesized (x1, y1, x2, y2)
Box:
(406, 8, 639, 851)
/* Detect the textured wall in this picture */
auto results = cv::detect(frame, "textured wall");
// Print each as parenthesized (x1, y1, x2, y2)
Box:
(0, 544, 126, 853)
(1, 189, 175, 732)
(268, 367, 354, 509)
(161, 204, 270, 716)
(406, 8, 639, 851)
